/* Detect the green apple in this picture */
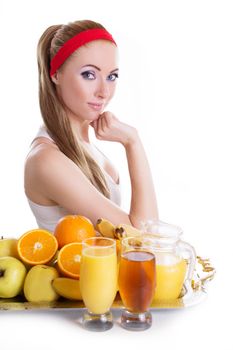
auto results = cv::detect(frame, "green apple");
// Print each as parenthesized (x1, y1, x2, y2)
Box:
(0, 256, 27, 298)
(24, 265, 59, 302)
(0, 237, 19, 258)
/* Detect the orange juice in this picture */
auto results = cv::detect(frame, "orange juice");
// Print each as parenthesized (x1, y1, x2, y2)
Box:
(153, 252, 187, 300)
(80, 247, 117, 314)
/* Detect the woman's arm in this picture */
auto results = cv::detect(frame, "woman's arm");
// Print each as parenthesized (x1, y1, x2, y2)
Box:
(124, 134, 159, 228)
(91, 112, 159, 228)
(26, 112, 158, 229)
(25, 144, 133, 227)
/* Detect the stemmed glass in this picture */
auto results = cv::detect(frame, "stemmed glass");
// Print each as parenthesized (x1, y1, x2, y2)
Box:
(80, 237, 117, 331)
(118, 237, 156, 331)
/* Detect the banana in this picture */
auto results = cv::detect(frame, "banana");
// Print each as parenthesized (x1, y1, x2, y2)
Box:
(95, 219, 142, 241)
(114, 224, 142, 240)
(52, 277, 82, 300)
(95, 218, 116, 239)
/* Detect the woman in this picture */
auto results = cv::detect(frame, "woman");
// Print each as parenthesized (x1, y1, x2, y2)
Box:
(24, 19, 158, 232)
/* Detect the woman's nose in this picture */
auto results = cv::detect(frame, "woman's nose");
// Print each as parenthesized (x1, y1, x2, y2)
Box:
(95, 78, 110, 99)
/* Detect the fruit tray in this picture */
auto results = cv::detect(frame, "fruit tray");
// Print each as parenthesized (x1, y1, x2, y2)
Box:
(0, 256, 215, 311)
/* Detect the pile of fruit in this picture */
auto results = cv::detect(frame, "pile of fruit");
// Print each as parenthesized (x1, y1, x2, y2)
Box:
(0, 215, 141, 303)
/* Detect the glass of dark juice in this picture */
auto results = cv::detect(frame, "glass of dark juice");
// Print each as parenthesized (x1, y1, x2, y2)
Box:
(118, 237, 156, 331)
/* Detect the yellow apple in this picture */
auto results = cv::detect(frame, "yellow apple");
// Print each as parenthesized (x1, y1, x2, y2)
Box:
(0, 237, 19, 258)
(0, 256, 27, 298)
(24, 265, 59, 302)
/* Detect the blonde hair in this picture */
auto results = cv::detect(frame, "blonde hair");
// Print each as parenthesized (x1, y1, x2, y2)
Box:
(37, 20, 110, 198)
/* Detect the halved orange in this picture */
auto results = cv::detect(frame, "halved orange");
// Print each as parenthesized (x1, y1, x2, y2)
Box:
(17, 229, 58, 265)
(57, 242, 82, 279)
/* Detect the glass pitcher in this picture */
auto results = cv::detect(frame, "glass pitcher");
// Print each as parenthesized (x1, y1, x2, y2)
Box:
(141, 220, 196, 301)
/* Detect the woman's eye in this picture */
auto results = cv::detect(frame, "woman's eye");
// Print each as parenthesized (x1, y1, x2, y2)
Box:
(107, 73, 119, 81)
(81, 71, 95, 80)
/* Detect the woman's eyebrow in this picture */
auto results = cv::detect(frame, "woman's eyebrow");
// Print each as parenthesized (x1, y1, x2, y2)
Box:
(81, 64, 119, 73)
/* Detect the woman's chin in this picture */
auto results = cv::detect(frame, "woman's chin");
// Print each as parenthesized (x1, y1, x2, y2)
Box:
(79, 109, 104, 122)
(90, 112, 103, 121)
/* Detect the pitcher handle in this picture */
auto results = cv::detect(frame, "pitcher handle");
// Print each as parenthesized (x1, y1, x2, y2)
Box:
(178, 240, 196, 292)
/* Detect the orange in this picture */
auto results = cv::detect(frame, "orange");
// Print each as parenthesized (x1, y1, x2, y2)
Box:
(54, 215, 96, 248)
(57, 242, 82, 279)
(17, 229, 58, 265)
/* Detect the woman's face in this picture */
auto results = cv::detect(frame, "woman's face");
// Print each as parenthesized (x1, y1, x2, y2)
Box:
(53, 40, 119, 123)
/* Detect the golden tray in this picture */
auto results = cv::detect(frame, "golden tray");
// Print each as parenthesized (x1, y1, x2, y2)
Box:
(0, 256, 215, 311)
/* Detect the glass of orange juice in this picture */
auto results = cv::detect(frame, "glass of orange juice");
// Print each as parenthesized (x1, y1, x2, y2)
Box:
(118, 237, 156, 331)
(80, 237, 117, 331)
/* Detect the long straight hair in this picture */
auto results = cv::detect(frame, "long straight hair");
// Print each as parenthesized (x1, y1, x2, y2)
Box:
(37, 20, 110, 198)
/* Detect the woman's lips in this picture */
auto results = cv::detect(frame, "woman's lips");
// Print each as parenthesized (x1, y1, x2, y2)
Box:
(88, 102, 103, 111)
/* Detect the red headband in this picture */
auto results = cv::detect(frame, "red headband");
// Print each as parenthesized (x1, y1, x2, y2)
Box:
(50, 28, 116, 77)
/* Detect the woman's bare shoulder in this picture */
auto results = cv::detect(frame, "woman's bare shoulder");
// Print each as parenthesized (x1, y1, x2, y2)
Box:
(26, 139, 62, 166)
(25, 140, 74, 187)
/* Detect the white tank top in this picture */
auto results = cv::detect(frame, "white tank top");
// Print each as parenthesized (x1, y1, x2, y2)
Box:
(27, 126, 121, 232)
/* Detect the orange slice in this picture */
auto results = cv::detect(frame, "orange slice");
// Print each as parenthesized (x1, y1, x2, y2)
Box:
(17, 229, 58, 265)
(57, 242, 82, 279)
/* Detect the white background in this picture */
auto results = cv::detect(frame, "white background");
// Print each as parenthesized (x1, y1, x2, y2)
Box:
(0, 0, 232, 349)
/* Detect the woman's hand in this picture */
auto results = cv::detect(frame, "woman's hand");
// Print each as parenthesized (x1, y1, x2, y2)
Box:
(90, 111, 138, 147)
